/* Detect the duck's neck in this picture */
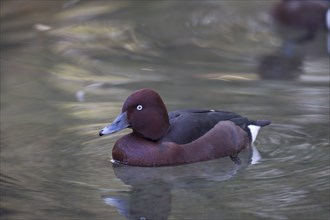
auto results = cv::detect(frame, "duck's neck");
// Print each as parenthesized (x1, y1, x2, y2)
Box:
(134, 111, 170, 141)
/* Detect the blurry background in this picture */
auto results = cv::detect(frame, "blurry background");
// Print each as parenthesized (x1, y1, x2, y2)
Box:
(1, 1, 329, 220)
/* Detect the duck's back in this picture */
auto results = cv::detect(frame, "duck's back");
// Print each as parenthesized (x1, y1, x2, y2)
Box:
(161, 109, 249, 144)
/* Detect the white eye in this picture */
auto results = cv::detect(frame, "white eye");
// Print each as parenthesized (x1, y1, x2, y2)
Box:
(136, 105, 143, 111)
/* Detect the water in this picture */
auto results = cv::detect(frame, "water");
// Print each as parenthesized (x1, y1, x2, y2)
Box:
(1, 1, 329, 220)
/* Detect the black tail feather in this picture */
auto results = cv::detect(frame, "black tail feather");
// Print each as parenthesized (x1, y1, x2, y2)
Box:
(250, 120, 271, 127)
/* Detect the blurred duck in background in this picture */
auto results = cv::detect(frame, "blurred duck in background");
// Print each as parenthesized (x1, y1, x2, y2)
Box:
(257, 0, 329, 80)
(272, 0, 329, 43)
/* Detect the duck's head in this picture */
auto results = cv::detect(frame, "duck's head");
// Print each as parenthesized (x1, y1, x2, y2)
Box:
(99, 89, 170, 141)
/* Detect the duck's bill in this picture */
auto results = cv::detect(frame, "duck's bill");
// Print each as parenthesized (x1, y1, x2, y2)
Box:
(99, 112, 129, 136)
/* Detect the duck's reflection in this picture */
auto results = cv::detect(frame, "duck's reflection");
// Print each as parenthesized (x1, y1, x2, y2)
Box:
(257, 52, 303, 80)
(102, 145, 259, 219)
(103, 181, 171, 220)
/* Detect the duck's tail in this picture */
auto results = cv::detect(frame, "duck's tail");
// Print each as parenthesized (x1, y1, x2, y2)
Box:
(247, 120, 271, 143)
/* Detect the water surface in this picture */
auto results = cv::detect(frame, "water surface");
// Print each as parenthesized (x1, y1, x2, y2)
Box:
(1, 1, 329, 220)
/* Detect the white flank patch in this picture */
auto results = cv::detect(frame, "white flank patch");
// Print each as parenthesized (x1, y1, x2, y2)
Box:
(248, 125, 261, 143)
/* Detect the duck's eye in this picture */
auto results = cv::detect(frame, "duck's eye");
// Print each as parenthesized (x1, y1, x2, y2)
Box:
(136, 105, 143, 111)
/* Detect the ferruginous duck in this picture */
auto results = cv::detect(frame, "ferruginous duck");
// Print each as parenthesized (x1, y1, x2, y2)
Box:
(99, 89, 271, 166)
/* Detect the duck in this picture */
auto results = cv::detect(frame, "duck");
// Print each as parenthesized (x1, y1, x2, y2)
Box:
(99, 88, 271, 166)
(272, 0, 329, 43)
